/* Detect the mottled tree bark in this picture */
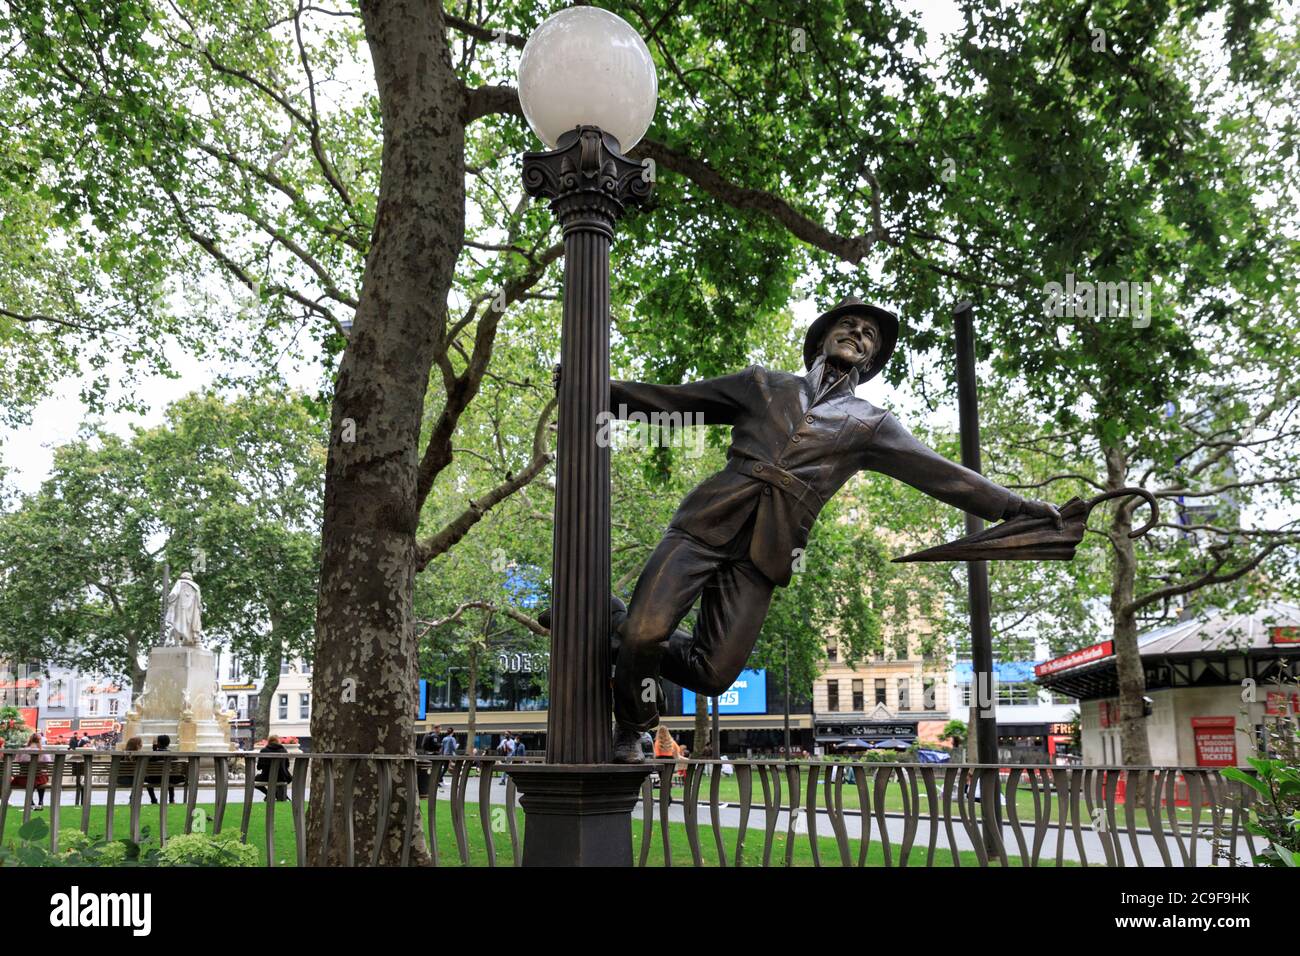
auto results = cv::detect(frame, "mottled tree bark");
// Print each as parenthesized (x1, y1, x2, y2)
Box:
(1105, 444, 1153, 772)
(254, 613, 283, 744)
(694, 689, 708, 754)
(127, 630, 146, 704)
(307, 0, 465, 866)
(466, 638, 480, 755)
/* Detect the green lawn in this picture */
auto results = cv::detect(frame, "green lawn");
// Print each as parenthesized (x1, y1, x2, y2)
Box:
(1, 799, 1070, 867)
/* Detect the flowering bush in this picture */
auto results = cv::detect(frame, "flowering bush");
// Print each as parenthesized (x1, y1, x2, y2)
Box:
(157, 832, 259, 867)
(0, 818, 259, 867)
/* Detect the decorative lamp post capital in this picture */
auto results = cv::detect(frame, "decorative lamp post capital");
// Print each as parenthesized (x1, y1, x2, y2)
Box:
(522, 126, 652, 237)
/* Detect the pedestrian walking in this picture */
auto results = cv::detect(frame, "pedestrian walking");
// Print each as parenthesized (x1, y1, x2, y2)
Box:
(417, 726, 440, 797)
(437, 726, 457, 788)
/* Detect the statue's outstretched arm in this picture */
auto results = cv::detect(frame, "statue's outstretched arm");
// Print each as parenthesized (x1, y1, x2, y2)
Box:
(609, 367, 755, 426)
(863, 412, 1024, 521)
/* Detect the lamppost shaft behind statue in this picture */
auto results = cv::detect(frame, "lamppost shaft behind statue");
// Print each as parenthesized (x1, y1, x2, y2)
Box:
(522, 127, 651, 763)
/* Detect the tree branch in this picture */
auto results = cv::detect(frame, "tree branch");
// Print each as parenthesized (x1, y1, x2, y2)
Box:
(414, 395, 558, 570)
(245, 209, 359, 308)
(632, 137, 880, 264)
(193, 140, 366, 253)
(1124, 543, 1286, 616)
(166, 192, 347, 337)
(292, 0, 355, 211)
(1004, 473, 1109, 493)
(443, 13, 526, 49)
(460, 84, 885, 265)
(416, 241, 564, 506)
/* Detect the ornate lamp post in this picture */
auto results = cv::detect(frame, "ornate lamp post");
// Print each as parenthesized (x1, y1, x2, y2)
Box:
(505, 6, 657, 866)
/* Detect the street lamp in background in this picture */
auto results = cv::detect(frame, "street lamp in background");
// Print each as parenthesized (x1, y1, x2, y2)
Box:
(505, 6, 657, 867)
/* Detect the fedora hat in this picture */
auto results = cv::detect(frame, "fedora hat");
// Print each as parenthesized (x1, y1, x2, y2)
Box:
(803, 296, 899, 381)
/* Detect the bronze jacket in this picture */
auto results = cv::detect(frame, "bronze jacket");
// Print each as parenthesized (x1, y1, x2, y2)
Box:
(610, 358, 1023, 587)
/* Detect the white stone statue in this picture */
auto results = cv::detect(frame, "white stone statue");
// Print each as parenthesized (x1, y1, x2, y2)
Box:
(164, 571, 204, 647)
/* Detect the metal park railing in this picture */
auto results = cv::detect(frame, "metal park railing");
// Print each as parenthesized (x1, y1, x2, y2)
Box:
(0, 750, 1263, 867)
(636, 761, 1260, 868)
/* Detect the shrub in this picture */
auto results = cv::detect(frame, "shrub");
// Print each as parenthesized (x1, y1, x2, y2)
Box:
(1222, 711, 1300, 868)
(157, 832, 259, 867)
(0, 818, 259, 867)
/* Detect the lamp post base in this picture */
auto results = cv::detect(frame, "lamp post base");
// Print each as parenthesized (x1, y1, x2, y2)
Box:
(505, 764, 653, 867)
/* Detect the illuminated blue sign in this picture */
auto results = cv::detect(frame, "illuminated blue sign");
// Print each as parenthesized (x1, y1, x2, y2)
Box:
(682, 669, 767, 715)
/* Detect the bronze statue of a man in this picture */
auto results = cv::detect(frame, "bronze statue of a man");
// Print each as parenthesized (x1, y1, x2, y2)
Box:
(606, 297, 1060, 763)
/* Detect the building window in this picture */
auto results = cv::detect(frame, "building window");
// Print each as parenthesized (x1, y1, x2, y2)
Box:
(108, 698, 120, 715)
(299, 693, 310, 719)
(49, 679, 66, 708)
(997, 681, 1038, 706)
(227, 696, 237, 713)
(851, 679, 863, 712)
(874, 678, 886, 706)
(228, 657, 240, 680)
(957, 682, 973, 708)
(280, 661, 290, 675)
(86, 697, 99, 715)
(923, 679, 937, 710)
(301, 659, 312, 675)
(826, 680, 839, 712)
(278, 694, 288, 720)
(898, 678, 911, 711)
(826, 640, 838, 663)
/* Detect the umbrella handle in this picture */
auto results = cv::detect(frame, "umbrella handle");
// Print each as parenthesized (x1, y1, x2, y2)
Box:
(1083, 487, 1160, 539)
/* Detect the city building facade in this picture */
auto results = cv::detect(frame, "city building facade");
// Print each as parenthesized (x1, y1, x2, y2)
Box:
(1036, 603, 1300, 768)
(217, 650, 313, 748)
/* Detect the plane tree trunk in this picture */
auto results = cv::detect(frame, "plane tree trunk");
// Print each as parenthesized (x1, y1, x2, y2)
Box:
(306, 0, 465, 866)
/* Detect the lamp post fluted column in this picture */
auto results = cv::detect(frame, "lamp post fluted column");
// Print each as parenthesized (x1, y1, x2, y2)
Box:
(505, 127, 653, 866)
(523, 126, 652, 763)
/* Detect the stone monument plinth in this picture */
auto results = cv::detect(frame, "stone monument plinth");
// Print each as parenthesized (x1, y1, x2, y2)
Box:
(122, 646, 232, 751)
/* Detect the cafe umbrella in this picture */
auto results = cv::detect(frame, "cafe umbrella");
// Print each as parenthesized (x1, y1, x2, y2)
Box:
(834, 738, 874, 751)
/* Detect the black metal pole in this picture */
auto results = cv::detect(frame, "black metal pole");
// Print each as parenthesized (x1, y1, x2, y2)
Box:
(783, 634, 791, 757)
(953, 301, 1001, 856)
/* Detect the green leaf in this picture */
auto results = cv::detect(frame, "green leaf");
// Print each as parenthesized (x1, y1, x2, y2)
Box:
(17, 817, 49, 841)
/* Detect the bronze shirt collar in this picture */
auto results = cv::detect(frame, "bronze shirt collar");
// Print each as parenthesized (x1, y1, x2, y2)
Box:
(806, 355, 860, 406)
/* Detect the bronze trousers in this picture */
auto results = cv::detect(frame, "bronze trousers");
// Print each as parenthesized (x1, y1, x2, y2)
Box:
(614, 515, 775, 732)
